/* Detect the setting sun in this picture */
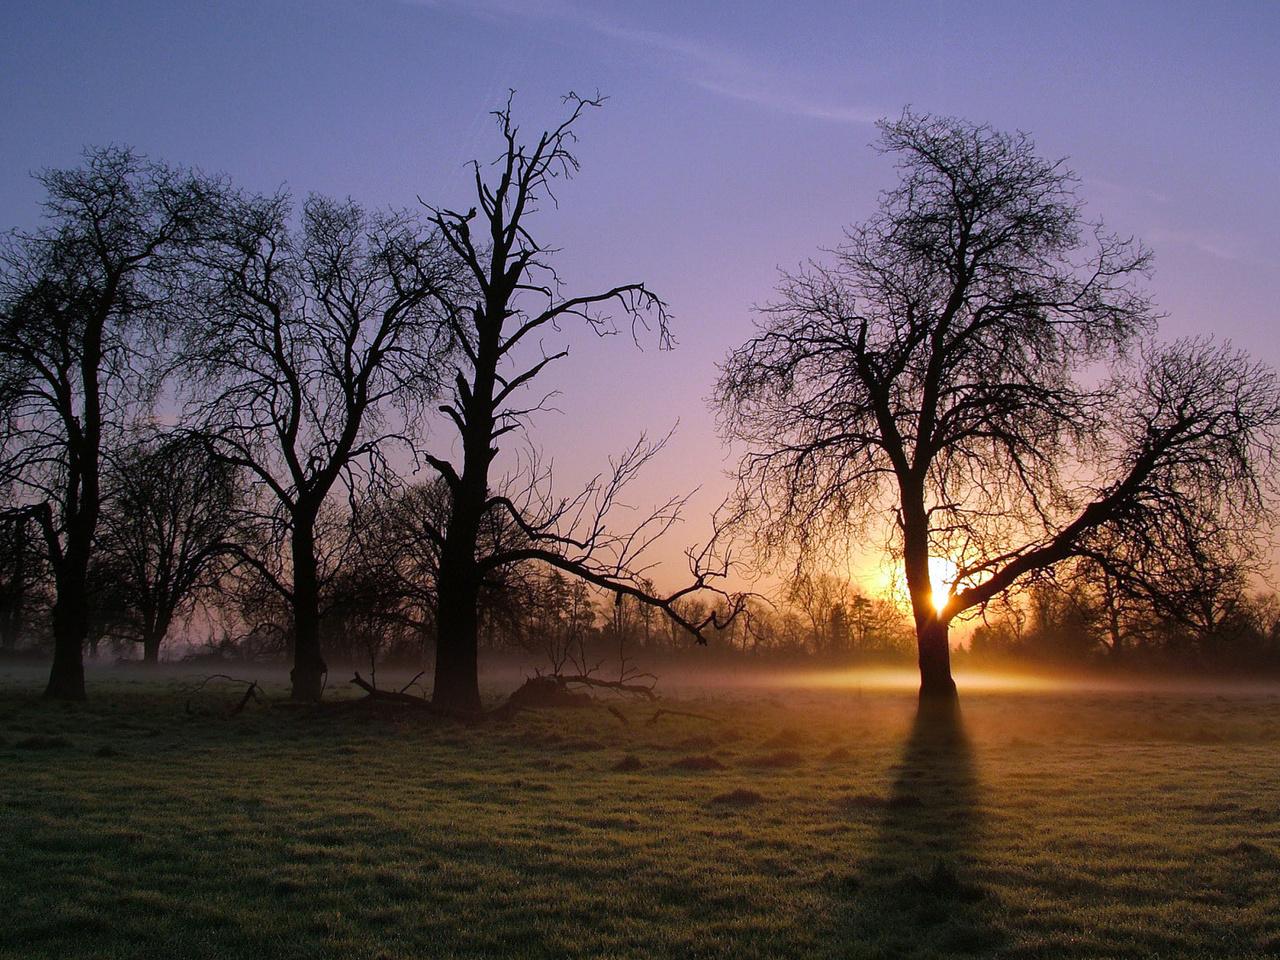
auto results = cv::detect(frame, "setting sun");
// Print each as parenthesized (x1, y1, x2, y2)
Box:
(929, 555, 958, 612)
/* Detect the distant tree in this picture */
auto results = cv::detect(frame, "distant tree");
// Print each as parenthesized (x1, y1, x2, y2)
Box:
(519, 570, 598, 676)
(419, 94, 737, 713)
(785, 572, 854, 655)
(0, 510, 50, 651)
(0, 147, 215, 698)
(94, 431, 240, 662)
(717, 111, 1280, 699)
(184, 191, 459, 700)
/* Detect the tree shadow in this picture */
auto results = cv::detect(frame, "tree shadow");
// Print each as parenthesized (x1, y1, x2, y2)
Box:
(829, 699, 1004, 958)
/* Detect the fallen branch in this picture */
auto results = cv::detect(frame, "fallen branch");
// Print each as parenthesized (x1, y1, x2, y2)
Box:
(606, 705, 630, 725)
(343, 671, 665, 723)
(181, 674, 263, 718)
(398, 670, 426, 695)
(229, 681, 261, 716)
(554, 674, 659, 701)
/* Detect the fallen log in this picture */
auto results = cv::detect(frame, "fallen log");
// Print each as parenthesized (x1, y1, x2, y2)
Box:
(349, 673, 494, 722)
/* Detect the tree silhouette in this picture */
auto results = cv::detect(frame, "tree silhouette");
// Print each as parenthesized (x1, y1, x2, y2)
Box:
(94, 431, 241, 662)
(0, 148, 215, 698)
(419, 94, 739, 713)
(717, 111, 1280, 698)
(184, 192, 459, 700)
(0, 509, 48, 651)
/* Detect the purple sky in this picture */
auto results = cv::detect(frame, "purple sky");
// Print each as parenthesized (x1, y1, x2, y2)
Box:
(3, 0, 1278, 587)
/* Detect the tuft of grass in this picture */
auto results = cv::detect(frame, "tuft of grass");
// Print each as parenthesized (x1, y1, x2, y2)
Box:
(669, 753, 726, 771)
(15, 734, 71, 750)
(836, 792, 888, 811)
(710, 788, 765, 808)
(763, 727, 807, 748)
(747, 749, 805, 769)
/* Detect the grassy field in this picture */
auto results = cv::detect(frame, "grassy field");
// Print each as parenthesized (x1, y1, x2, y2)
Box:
(2, 665, 1280, 959)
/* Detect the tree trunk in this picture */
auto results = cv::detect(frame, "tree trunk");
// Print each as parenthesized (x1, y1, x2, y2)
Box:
(0, 603, 19, 652)
(432, 566, 481, 713)
(897, 478, 957, 700)
(432, 499, 482, 712)
(290, 523, 327, 702)
(1, 529, 26, 652)
(917, 618, 957, 701)
(45, 588, 87, 700)
(431, 335, 496, 714)
(432, 440, 489, 712)
(140, 608, 172, 664)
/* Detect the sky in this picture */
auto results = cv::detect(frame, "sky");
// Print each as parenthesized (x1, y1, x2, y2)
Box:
(2, 0, 1278, 590)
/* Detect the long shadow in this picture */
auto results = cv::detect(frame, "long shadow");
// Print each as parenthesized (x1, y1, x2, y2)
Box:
(830, 699, 1003, 958)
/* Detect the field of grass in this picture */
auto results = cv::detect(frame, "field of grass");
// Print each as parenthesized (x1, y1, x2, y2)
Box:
(3, 664, 1280, 959)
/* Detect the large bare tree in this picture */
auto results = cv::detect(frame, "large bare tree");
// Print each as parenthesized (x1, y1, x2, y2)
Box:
(0, 148, 215, 698)
(183, 192, 458, 700)
(716, 112, 1280, 699)
(420, 94, 737, 713)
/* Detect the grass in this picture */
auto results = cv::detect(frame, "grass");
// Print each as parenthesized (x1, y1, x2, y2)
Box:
(2, 665, 1280, 959)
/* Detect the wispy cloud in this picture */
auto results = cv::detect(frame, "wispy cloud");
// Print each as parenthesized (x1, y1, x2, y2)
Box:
(399, 0, 879, 125)
(1146, 225, 1253, 264)
(695, 78, 879, 125)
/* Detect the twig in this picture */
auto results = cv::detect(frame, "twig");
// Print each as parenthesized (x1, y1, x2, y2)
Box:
(398, 670, 426, 694)
(181, 674, 262, 718)
(229, 681, 261, 716)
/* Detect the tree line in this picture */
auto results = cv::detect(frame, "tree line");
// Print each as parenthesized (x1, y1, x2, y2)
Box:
(0, 95, 739, 706)
(3, 98, 1278, 704)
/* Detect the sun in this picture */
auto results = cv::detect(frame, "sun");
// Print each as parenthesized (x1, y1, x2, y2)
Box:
(928, 555, 958, 613)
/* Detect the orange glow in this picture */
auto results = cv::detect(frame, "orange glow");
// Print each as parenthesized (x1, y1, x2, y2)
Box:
(723, 666, 1070, 693)
(928, 555, 958, 612)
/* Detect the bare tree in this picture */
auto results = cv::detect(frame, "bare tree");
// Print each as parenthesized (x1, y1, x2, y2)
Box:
(717, 111, 1280, 699)
(0, 508, 49, 651)
(183, 191, 459, 700)
(0, 147, 215, 698)
(94, 430, 241, 662)
(419, 94, 739, 712)
(785, 571, 854, 655)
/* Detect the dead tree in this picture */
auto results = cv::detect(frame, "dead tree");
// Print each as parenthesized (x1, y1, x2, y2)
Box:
(717, 111, 1280, 699)
(419, 93, 741, 713)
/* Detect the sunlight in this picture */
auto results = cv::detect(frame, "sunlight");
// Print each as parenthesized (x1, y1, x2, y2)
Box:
(929, 555, 958, 612)
(772, 666, 1070, 692)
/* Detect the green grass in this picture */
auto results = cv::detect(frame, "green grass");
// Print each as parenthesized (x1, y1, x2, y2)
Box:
(2, 666, 1280, 959)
